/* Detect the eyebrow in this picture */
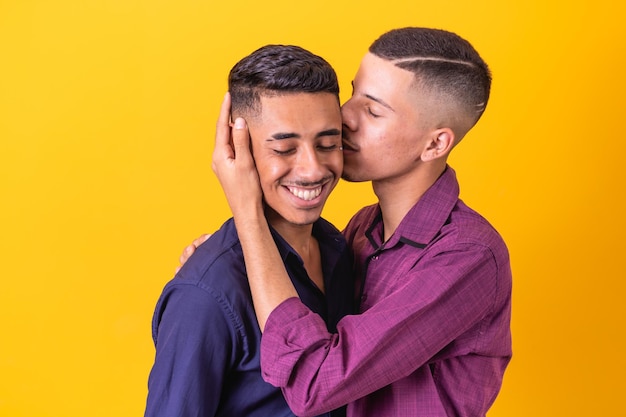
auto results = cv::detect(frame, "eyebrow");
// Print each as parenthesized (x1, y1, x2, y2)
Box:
(352, 81, 396, 112)
(267, 128, 341, 141)
(269, 132, 300, 140)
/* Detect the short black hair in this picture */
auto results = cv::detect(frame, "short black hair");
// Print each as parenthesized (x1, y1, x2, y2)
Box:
(228, 45, 339, 117)
(370, 27, 491, 126)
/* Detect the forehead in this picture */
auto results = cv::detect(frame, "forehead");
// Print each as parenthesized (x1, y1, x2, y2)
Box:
(354, 53, 418, 102)
(250, 92, 341, 137)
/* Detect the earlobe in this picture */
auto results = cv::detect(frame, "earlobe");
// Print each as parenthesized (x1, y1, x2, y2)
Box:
(422, 129, 455, 161)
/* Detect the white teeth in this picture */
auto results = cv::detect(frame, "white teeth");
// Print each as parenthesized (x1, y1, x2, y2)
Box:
(287, 186, 322, 201)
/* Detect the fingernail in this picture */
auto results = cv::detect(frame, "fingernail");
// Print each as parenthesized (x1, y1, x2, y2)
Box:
(234, 118, 246, 129)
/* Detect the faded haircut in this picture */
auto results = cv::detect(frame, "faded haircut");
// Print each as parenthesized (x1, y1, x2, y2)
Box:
(370, 27, 492, 126)
(228, 45, 339, 118)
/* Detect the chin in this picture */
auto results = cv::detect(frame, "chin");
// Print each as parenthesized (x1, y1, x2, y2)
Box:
(289, 216, 321, 226)
(341, 169, 368, 183)
(285, 210, 324, 226)
(341, 162, 364, 183)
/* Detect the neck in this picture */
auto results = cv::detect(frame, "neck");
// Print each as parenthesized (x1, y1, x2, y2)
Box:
(266, 211, 324, 293)
(373, 163, 445, 242)
(265, 210, 315, 258)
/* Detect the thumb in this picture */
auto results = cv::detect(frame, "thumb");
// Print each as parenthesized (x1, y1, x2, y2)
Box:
(232, 117, 254, 166)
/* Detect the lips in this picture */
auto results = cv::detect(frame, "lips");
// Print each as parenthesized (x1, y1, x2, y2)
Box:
(342, 139, 358, 152)
(342, 129, 358, 152)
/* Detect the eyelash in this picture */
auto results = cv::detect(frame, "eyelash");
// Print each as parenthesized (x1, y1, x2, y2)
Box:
(318, 144, 338, 152)
(367, 107, 380, 118)
(272, 144, 338, 156)
(273, 149, 295, 156)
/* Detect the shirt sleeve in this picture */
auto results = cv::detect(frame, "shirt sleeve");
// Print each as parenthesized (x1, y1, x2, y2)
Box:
(145, 283, 235, 417)
(260, 242, 502, 416)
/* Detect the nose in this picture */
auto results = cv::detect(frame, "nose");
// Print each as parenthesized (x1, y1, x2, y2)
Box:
(295, 146, 327, 183)
(341, 99, 357, 132)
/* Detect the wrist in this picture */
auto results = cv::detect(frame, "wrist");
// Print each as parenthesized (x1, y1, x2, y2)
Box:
(231, 199, 264, 222)
(232, 203, 267, 236)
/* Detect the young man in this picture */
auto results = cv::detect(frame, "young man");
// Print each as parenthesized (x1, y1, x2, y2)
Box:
(208, 27, 512, 417)
(145, 45, 354, 417)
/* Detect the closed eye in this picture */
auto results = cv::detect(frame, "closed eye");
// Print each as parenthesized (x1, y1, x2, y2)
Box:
(272, 148, 296, 156)
(318, 144, 338, 152)
(367, 106, 381, 118)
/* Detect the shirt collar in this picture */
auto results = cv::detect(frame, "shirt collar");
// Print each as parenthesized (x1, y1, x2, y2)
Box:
(366, 165, 460, 250)
(269, 218, 346, 264)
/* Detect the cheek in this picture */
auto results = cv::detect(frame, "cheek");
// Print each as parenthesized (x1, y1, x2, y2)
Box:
(325, 153, 344, 176)
(256, 157, 288, 188)
(368, 120, 409, 157)
(360, 126, 388, 157)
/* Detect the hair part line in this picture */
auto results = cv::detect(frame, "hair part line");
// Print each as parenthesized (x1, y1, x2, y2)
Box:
(390, 56, 479, 69)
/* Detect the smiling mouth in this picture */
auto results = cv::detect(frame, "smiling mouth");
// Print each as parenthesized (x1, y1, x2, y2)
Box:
(286, 185, 323, 201)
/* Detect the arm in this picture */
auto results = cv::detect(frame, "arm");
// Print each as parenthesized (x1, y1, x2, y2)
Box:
(145, 284, 233, 416)
(211, 93, 297, 331)
(260, 244, 504, 416)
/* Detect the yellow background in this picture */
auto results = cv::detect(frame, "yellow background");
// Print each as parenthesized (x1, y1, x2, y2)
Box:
(1, 0, 624, 415)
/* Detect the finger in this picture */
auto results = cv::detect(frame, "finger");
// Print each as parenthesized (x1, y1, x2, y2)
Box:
(179, 244, 196, 265)
(177, 234, 211, 271)
(232, 117, 254, 166)
(193, 233, 211, 247)
(214, 92, 233, 159)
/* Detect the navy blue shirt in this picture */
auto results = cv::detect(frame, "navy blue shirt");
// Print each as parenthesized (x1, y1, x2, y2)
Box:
(145, 217, 354, 417)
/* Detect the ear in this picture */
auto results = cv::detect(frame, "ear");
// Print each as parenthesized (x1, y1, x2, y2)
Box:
(421, 128, 455, 162)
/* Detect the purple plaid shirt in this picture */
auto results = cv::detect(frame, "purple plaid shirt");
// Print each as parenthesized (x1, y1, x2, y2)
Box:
(260, 166, 512, 417)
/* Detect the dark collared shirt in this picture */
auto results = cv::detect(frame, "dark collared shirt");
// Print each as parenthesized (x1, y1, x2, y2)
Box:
(260, 166, 512, 417)
(145, 217, 354, 417)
